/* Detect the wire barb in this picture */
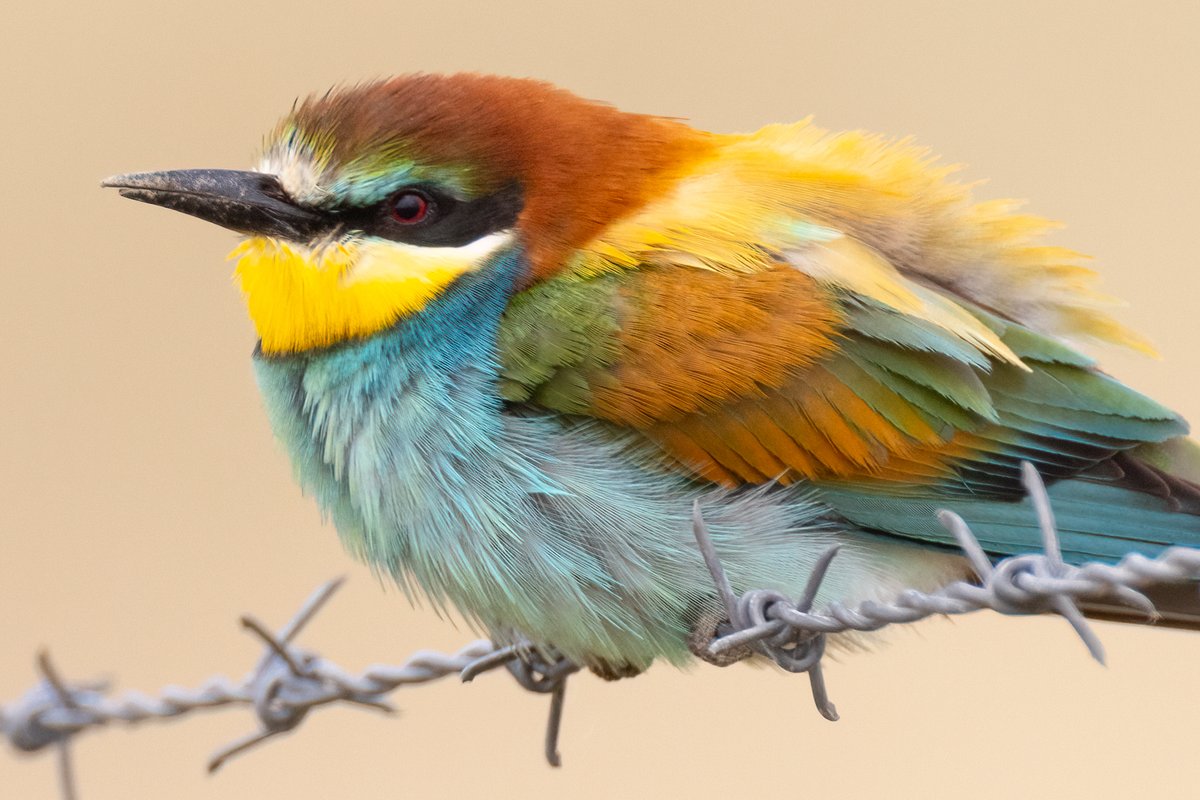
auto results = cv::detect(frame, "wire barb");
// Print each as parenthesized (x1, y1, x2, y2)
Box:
(690, 462, 1200, 720)
(459, 641, 579, 766)
(35, 652, 82, 800)
(1, 582, 549, 795)
(503, 649, 580, 767)
(7, 462, 1200, 798)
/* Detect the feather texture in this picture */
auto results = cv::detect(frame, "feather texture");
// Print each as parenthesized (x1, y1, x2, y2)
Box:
(254, 249, 966, 669)
(491, 100, 1196, 569)
(205, 75, 1200, 668)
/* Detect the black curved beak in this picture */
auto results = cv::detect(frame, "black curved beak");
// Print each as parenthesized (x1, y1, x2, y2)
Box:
(101, 169, 325, 239)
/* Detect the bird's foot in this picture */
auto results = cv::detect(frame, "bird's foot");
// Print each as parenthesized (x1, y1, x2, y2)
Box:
(687, 612, 756, 666)
(587, 660, 644, 681)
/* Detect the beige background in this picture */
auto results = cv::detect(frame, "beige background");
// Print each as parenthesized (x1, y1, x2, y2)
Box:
(3, 1, 1199, 797)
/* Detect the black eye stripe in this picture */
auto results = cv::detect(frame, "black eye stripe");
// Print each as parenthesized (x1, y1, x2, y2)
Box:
(321, 182, 522, 247)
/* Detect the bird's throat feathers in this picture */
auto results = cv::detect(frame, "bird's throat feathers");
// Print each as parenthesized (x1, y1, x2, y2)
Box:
(232, 233, 513, 354)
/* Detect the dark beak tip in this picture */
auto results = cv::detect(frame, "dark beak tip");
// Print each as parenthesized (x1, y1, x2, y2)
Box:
(97, 168, 320, 239)
(114, 188, 155, 203)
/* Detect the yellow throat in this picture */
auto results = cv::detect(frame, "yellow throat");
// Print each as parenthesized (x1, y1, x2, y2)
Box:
(231, 234, 511, 354)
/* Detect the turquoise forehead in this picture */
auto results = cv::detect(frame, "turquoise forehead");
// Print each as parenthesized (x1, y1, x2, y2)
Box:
(334, 151, 485, 205)
(267, 123, 489, 208)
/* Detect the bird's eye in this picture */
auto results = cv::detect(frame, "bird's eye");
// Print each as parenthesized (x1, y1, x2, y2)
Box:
(389, 191, 431, 224)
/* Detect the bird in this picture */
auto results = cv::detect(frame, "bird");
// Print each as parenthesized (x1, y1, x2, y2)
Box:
(102, 73, 1200, 678)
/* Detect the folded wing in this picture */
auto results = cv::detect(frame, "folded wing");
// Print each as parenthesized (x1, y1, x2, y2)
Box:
(498, 121, 1197, 563)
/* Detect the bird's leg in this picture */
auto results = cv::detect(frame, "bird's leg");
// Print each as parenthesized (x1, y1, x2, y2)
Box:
(686, 612, 756, 666)
(687, 501, 760, 666)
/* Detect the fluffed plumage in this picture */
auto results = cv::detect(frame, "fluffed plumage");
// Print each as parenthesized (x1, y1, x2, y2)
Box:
(104, 73, 1200, 675)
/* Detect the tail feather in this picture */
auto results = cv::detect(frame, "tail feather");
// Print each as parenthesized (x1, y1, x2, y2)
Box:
(820, 436, 1200, 629)
(1084, 583, 1200, 631)
(819, 438, 1200, 563)
(1071, 442, 1200, 517)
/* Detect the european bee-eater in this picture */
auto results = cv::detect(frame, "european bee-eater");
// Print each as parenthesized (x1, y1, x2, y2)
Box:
(104, 74, 1200, 677)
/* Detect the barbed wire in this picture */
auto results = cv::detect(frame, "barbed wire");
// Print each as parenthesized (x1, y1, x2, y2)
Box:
(693, 463, 1200, 718)
(4, 462, 1200, 798)
(0, 578, 576, 796)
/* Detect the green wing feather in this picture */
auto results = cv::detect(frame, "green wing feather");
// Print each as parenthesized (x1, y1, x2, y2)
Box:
(498, 257, 1198, 564)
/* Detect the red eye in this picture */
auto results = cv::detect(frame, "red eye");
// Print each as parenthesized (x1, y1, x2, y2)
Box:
(390, 191, 430, 224)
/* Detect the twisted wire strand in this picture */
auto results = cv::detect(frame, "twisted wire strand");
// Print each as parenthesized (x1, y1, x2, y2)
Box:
(0, 579, 511, 774)
(690, 463, 1200, 718)
(5, 462, 1200, 798)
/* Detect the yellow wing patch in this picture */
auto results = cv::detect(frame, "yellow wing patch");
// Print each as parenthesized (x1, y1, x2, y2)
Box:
(570, 120, 1152, 356)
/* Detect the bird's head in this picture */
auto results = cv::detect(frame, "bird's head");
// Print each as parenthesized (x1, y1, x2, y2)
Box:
(104, 74, 712, 354)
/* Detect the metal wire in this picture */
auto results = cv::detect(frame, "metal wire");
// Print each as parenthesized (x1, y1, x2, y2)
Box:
(690, 463, 1200, 717)
(5, 462, 1200, 798)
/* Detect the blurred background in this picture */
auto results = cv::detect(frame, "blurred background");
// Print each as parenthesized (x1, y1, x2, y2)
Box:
(3, 1, 1198, 797)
